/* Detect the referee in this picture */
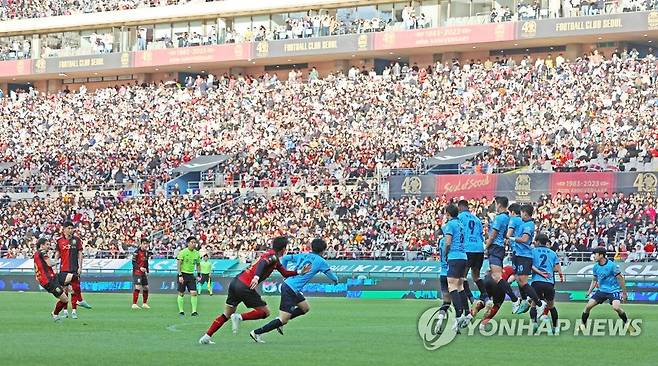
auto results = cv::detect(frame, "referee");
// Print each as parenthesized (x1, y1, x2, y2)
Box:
(197, 253, 213, 296)
(176, 236, 201, 316)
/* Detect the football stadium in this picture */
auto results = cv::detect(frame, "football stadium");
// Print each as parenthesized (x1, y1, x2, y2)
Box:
(0, 1, 657, 365)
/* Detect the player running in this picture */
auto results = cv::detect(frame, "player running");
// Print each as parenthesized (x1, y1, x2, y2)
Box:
(457, 200, 487, 307)
(177, 236, 201, 316)
(508, 204, 542, 314)
(197, 254, 213, 296)
(485, 197, 518, 309)
(199, 236, 299, 345)
(580, 247, 630, 330)
(249, 238, 338, 343)
(54, 221, 92, 319)
(132, 238, 151, 309)
(530, 233, 564, 334)
(34, 238, 70, 322)
(443, 204, 471, 331)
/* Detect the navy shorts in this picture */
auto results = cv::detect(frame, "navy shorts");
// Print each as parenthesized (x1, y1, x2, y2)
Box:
(440, 275, 449, 293)
(512, 256, 533, 276)
(592, 291, 621, 305)
(279, 283, 306, 313)
(487, 245, 506, 267)
(466, 252, 484, 271)
(447, 259, 467, 278)
(531, 281, 555, 302)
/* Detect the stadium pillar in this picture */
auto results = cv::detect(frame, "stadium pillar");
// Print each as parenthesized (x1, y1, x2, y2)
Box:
(565, 44, 583, 61)
(47, 79, 63, 94)
(31, 35, 41, 59)
(0, 82, 7, 95)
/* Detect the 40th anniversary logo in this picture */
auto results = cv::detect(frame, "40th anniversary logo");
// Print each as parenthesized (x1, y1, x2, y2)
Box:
(417, 307, 642, 351)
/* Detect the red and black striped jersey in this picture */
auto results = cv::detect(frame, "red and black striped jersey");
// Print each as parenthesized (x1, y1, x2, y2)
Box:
(132, 249, 150, 275)
(237, 249, 297, 286)
(34, 250, 55, 286)
(56, 236, 83, 273)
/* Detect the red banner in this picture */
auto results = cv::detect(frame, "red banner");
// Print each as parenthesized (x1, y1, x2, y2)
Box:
(0, 59, 32, 78)
(436, 174, 498, 200)
(133, 43, 251, 68)
(373, 23, 515, 50)
(549, 172, 615, 196)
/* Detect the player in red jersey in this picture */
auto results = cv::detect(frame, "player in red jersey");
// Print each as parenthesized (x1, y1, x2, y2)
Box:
(471, 265, 516, 328)
(199, 236, 299, 345)
(132, 238, 151, 309)
(54, 221, 92, 319)
(34, 238, 70, 322)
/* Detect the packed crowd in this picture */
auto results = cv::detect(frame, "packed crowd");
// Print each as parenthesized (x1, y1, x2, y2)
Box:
(0, 0, 218, 21)
(3, 49, 658, 191)
(488, 0, 658, 23)
(0, 190, 656, 263)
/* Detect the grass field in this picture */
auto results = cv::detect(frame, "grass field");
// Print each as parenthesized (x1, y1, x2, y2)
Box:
(0, 292, 655, 366)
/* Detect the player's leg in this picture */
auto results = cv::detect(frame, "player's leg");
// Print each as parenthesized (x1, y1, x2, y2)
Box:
(190, 286, 199, 316)
(72, 274, 92, 310)
(515, 259, 538, 314)
(490, 247, 518, 304)
(481, 291, 505, 328)
(470, 253, 488, 302)
(207, 276, 213, 296)
(231, 288, 271, 332)
(177, 275, 186, 315)
(251, 284, 304, 342)
(436, 284, 452, 334)
(611, 297, 628, 324)
(447, 272, 464, 320)
(57, 273, 73, 317)
(200, 304, 238, 344)
(49, 282, 68, 321)
(581, 295, 601, 327)
(133, 283, 142, 309)
(141, 283, 150, 308)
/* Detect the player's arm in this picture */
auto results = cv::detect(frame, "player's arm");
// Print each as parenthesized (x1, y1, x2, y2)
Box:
(78, 240, 84, 275)
(554, 263, 565, 282)
(485, 226, 497, 249)
(250, 255, 276, 289)
(321, 260, 339, 284)
(586, 277, 598, 297)
(505, 226, 514, 240)
(176, 258, 183, 284)
(531, 265, 550, 279)
(444, 230, 453, 253)
(509, 233, 530, 244)
(616, 273, 628, 301)
(275, 261, 298, 278)
(44, 256, 58, 268)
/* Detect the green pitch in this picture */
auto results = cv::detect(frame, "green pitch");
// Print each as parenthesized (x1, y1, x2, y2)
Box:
(0, 292, 655, 366)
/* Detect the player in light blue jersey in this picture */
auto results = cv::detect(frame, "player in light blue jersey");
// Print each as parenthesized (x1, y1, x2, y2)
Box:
(443, 204, 471, 331)
(530, 233, 564, 334)
(508, 204, 542, 315)
(581, 246, 629, 331)
(485, 197, 519, 309)
(457, 200, 488, 307)
(250, 238, 338, 343)
(506, 203, 524, 256)
(434, 229, 452, 334)
(505, 203, 526, 313)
